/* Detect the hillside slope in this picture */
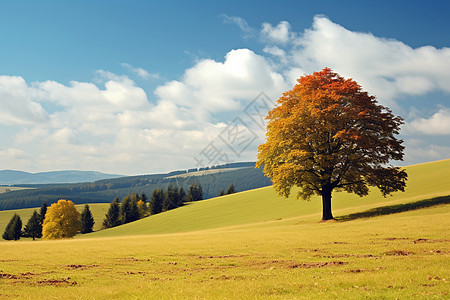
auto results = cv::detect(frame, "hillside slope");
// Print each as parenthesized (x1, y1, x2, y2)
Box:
(88, 159, 450, 237)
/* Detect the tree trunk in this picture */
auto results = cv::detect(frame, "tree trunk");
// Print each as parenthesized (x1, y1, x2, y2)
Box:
(321, 186, 334, 220)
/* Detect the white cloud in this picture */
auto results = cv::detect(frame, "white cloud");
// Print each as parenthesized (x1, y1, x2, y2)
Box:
(261, 21, 295, 45)
(288, 16, 450, 107)
(407, 107, 450, 135)
(121, 63, 160, 80)
(222, 15, 255, 38)
(1, 16, 449, 174)
(0, 76, 49, 125)
(155, 48, 286, 114)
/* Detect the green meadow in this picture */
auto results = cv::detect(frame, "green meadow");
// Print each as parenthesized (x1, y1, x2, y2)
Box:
(0, 159, 449, 299)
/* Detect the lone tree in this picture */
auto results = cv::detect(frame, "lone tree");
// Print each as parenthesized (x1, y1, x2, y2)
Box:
(42, 199, 81, 239)
(256, 68, 407, 220)
(23, 210, 42, 240)
(80, 204, 95, 234)
(2, 214, 22, 240)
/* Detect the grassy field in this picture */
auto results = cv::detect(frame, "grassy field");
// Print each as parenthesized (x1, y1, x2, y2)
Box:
(0, 159, 449, 299)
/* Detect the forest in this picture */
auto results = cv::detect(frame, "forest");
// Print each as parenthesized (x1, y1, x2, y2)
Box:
(0, 162, 272, 210)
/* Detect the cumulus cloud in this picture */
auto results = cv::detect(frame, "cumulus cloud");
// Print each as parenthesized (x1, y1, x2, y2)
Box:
(0, 76, 49, 125)
(155, 48, 286, 115)
(1, 16, 449, 174)
(261, 21, 295, 45)
(286, 16, 450, 106)
(407, 107, 450, 135)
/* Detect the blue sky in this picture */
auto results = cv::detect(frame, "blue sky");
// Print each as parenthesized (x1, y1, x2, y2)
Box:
(0, 1, 449, 175)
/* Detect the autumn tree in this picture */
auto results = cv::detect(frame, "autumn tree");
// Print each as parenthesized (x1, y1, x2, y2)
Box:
(256, 68, 407, 220)
(2, 214, 22, 240)
(80, 204, 95, 234)
(42, 199, 81, 239)
(23, 210, 42, 240)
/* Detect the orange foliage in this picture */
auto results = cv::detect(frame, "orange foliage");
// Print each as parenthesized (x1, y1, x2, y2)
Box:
(256, 68, 407, 220)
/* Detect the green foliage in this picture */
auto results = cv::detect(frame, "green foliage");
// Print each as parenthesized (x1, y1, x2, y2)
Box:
(39, 201, 47, 225)
(120, 196, 139, 224)
(23, 210, 42, 240)
(102, 197, 121, 229)
(81, 204, 95, 234)
(149, 189, 164, 215)
(2, 214, 22, 240)
(186, 183, 203, 202)
(162, 185, 180, 211)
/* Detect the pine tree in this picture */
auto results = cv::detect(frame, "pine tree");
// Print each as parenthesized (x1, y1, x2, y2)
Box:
(2, 214, 22, 240)
(102, 197, 121, 229)
(149, 189, 163, 215)
(226, 183, 236, 195)
(120, 196, 131, 224)
(187, 183, 203, 202)
(162, 185, 180, 211)
(23, 210, 42, 240)
(219, 190, 225, 196)
(178, 187, 186, 206)
(129, 196, 140, 222)
(140, 192, 147, 204)
(39, 201, 47, 225)
(80, 204, 95, 234)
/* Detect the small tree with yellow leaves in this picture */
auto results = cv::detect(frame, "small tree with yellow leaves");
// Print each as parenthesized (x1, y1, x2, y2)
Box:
(42, 199, 81, 239)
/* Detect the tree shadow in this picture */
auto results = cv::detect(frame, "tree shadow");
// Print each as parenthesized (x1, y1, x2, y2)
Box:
(336, 195, 450, 222)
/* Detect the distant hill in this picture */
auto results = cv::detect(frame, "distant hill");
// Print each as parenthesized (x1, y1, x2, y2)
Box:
(0, 170, 123, 185)
(0, 162, 272, 210)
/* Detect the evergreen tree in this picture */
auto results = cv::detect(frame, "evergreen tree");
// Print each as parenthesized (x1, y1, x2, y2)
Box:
(120, 196, 131, 224)
(130, 192, 140, 203)
(102, 197, 121, 228)
(23, 210, 42, 240)
(140, 192, 147, 204)
(219, 190, 225, 196)
(226, 183, 236, 195)
(2, 214, 22, 240)
(187, 183, 203, 202)
(162, 185, 179, 211)
(39, 201, 47, 225)
(129, 196, 140, 222)
(80, 204, 95, 234)
(178, 187, 186, 206)
(149, 189, 163, 215)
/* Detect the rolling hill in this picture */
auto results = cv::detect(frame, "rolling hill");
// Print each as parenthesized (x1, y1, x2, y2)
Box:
(87, 158, 450, 237)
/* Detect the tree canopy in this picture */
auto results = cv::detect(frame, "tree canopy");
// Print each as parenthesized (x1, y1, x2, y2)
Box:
(256, 68, 407, 220)
(42, 199, 81, 239)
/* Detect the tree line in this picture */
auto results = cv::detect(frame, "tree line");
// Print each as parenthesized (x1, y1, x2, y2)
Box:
(2, 200, 95, 240)
(3, 182, 235, 240)
(102, 183, 205, 229)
